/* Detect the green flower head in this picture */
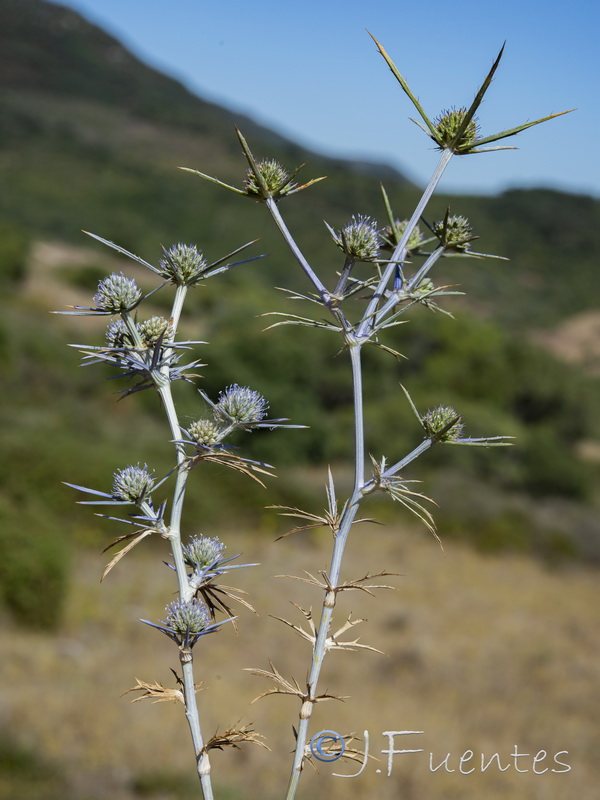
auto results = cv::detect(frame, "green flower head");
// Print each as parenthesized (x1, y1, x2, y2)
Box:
(244, 159, 297, 198)
(421, 406, 464, 442)
(433, 107, 479, 152)
(111, 463, 155, 503)
(159, 243, 207, 286)
(331, 215, 381, 261)
(93, 272, 142, 313)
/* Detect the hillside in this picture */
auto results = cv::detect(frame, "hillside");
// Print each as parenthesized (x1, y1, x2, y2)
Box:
(1, 0, 599, 327)
(0, 0, 600, 650)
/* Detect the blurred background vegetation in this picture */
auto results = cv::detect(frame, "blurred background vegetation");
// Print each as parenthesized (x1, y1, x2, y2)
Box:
(1, 2, 599, 798)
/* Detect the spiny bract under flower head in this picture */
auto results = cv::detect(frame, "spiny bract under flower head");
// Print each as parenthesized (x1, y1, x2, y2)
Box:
(93, 272, 142, 313)
(138, 316, 174, 347)
(381, 219, 423, 253)
(183, 535, 225, 571)
(159, 243, 207, 286)
(244, 159, 295, 198)
(433, 107, 479, 152)
(433, 214, 474, 252)
(332, 214, 381, 261)
(421, 406, 464, 442)
(166, 599, 211, 636)
(187, 418, 221, 446)
(112, 463, 155, 503)
(215, 384, 269, 424)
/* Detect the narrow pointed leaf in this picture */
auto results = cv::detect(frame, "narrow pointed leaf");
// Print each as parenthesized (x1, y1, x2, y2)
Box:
(468, 109, 575, 150)
(83, 232, 162, 275)
(453, 43, 506, 148)
(368, 32, 436, 136)
(235, 127, 270, 196)
(178, 167, 247, 196)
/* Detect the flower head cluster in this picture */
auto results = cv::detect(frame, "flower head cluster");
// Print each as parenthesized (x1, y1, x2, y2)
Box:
(187, 418, 221, 447)
(244, 159, 297, 198)
(141, 599, 222, 648)
(105, 318, 130, 349)
(433, 214, 474, 252)
(167, 598, 211, 637)
(183, 535, 225, 572)
(433, 107, 480, 152)
(138, 316, 174, 347)
(93, 272, 143, 313)
(159, 243, 208, 286)
(381, 219, 423, 254)
(105, 316, 173, 351)
(111, 463, 155, 503)
(215, 384, 269, 424)
(421, 406, 464, 442)
(331, 215, 381, 261)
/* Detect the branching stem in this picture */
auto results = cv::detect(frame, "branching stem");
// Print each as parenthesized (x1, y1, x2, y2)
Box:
(153, 287, 213, 800)
(358, 148, 453, 339)
(265, 197, 331, 305)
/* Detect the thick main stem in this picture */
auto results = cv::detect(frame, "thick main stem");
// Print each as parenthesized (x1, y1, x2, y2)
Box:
(284, 344, 365, 800)
(154, 282, 214, 799)
(181, 651, 214, 800)
(279, 155, 454, 800)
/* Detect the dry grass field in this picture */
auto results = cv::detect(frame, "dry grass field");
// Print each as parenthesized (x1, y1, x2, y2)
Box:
(2, 520, 599, 800)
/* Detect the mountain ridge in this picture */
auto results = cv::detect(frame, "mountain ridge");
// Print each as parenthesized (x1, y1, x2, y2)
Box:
(0, 0, 598, 333)
(0, 0, 414, 185)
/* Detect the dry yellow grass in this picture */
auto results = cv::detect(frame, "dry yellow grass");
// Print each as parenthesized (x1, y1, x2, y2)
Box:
(2, 522, 599, 800)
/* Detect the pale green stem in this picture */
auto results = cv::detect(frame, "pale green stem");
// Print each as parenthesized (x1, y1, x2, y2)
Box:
(156, 382, 190, 597)
(364, 438, 434, 490)
(151, 283, 213, 799)
(358, 149, 453, 339)
(170, 284, 188, 334)
(284, 343, 365, 800)
(265, 197, 331, 305)
(375, 244, 445, 324)
(280, 156, 454, 800)
(405, 244, 445, 292)
(181, 651, 214, 800)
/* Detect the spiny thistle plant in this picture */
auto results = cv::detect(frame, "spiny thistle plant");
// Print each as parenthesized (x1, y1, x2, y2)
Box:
(58, 33, 571, 800)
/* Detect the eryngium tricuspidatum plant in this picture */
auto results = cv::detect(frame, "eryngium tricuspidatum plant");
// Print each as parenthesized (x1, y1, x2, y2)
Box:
(182, 32, 569, 800)
(58, 229, 301, 798)
(57, 31, 571, 800)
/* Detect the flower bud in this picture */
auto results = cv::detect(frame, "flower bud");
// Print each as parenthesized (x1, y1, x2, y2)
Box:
(187, 418, 221, 446)
(381, 219, 423, 253)
(105, 318, 130, 349)
(432, 214, 474, 252)
(138, 316, 173, 347)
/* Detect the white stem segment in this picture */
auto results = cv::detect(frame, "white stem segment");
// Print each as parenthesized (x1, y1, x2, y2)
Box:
(265, 197, 331, 304)
(279, 155, 455, 800)
(284, 343, 365, 800)
(151, 284, 213, 799)
(181, 650, 213, 800)
(358, 149, 453, 339)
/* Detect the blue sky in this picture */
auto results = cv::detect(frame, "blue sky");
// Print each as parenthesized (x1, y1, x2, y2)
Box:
(51, 0, 599, 197)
